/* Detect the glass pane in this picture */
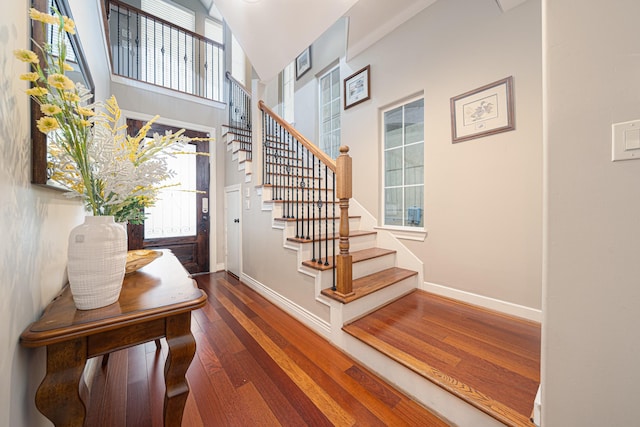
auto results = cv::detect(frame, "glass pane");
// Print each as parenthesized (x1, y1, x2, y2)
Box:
(404, 143, 424, 185)
(384, 148, 402, 187)
(144, 144, 197, 238)
(405, 185, 424, 227)
(385, 188, 403, 226)
(331, 98, 341, 118)
(321, 75, 331, 99)
(331, 69, 340, 95)
(405, 98, 424, 144)
(384, 107, 403, 149)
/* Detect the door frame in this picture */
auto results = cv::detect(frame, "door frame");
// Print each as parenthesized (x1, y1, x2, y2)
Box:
(121, 109, 217, 272)
(224, 184, 242, 277)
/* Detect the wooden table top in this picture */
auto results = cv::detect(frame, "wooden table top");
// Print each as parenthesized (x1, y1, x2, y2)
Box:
(20, 250, 207, 347)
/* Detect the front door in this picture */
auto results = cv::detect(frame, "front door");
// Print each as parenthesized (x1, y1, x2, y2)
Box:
(126, 119, 210, 274)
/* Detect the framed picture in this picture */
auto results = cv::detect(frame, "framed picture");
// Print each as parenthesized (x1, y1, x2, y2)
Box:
(450, 76, 515, 143)
(295, 46, 312, 80)
(344, 65, 371, 110)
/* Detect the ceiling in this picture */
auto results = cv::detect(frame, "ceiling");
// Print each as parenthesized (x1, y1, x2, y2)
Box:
(200, 0, 527, 82)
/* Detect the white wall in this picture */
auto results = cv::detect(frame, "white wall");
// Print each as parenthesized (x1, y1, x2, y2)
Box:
(341, 0, 542, 311)
(0, 1, 110, 426)
(543, 0, 640, 425)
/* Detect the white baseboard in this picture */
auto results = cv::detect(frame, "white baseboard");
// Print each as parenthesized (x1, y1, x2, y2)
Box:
(421, 281, 541, 323)
(240, 273, 332, 337)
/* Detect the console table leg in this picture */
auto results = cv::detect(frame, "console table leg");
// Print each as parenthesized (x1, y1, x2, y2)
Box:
(36, 339, 87, 427)
(163, 312, 196, 427)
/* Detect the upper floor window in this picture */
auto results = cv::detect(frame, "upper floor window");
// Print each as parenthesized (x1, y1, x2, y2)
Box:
(204, 17, 223, 45)
(319, 65, 341, 159)
(382, 97, 424, 228)
(282, 61, 295, 124)
(231, 34, 246, 86)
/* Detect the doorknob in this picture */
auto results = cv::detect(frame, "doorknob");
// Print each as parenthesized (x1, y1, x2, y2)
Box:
(234, 218, 240, 223)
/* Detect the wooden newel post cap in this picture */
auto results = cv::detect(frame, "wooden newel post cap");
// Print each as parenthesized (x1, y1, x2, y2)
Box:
(339, 145, 350, 154)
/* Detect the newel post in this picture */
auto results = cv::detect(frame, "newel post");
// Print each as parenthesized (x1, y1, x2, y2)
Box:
(335, 146, 354, 297)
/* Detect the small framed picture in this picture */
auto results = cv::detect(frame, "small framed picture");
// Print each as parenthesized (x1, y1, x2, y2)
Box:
(295, 47, 312, 80)
(450, 76, 515, 143)
(343, 65, 371, 110)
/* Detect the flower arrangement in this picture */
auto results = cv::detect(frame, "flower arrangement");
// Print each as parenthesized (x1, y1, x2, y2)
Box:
(15, 7, 202, 224)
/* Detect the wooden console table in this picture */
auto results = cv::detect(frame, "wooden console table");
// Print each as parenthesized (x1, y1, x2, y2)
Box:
(20, 250, 207, 427)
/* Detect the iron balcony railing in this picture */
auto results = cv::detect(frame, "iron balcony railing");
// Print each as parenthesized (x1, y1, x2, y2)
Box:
(106, 0, 224, 102)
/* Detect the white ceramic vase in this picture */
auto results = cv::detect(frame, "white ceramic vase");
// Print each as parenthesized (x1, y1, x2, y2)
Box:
(67, 216, 127, 310)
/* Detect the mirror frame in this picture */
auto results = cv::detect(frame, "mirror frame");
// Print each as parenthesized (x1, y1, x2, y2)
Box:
(31, 0, 95, 186)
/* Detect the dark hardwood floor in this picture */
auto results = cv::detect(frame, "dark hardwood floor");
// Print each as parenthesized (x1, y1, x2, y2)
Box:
(84, 271, 450, 426)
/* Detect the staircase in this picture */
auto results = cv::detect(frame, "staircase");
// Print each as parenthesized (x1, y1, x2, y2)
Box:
(222, 85, 536, 426)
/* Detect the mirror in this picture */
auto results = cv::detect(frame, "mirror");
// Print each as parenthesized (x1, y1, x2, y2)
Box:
(31, 0, 95, 186)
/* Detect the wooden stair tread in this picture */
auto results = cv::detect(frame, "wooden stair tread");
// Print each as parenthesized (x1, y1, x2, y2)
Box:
(272, 199, 338, 205)
(342, 290, 539, 427)
(274, 215, 359, 222)
(302, 247, 396, 271)
(222, 125, 251, 133)
(321, 267, 417, 303)
(264, 183, 333, 191)
(287, 229, 376, 243)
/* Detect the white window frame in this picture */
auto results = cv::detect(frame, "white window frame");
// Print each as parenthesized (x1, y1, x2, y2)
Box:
(379, 95, 426, 238)
(318, 65, 341, 159)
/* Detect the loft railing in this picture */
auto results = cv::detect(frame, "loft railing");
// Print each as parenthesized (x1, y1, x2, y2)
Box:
(105, 0, 224, 102)
(258, 101, 353, 296)
(226, 71, 252, 161)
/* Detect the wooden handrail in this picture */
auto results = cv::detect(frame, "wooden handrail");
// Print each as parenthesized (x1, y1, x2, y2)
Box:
(226, 71, 251, 97)
(258, 100, 337, 173)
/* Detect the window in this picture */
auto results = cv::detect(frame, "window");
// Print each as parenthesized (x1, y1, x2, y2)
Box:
(204, 17, 223, 45)
(383, 97, 424, 228)
(282, 61, 295, 124)
(231, 34, 246, 86)
(319, 66, 341, 159)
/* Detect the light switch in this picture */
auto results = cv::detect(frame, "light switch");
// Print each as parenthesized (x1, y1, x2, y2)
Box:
(612, 119, 640, 161)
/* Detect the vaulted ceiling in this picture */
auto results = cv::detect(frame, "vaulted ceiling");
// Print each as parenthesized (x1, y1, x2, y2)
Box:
(198, 0, 527, 82)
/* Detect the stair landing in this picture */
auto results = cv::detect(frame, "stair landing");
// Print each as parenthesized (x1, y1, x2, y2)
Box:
(343, 290, 540, 427)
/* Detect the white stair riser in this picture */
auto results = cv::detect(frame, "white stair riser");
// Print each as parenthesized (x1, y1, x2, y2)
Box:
(276, 217, 362, 237)
(341, 275, 417, 323)
(352, 254, 397, 281)
(289, 232, 376, 262)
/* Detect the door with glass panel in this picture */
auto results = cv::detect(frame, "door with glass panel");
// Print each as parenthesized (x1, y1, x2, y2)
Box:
(126, 119, 210, 274)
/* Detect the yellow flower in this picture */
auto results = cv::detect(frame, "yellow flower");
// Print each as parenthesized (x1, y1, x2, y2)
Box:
(26, 87, 48, 97)
(36, 116, 59, 134)
(62, 63, 74, 72)
(19, 72, 39, 82)
(63, 16, 76, 34)
(29, 8, 57, 25)
(63, 92, 80, 103)
(80, 119, 92, 128)
(76, 106, 95, 117)
(13, 49, 39, 64)
(41, 104, 62, 116)
(48, 74, 75, 90)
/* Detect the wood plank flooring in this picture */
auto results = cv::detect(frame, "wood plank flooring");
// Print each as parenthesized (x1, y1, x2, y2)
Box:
(84, 272, 449, 426)
(343, 290, 541, 427)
